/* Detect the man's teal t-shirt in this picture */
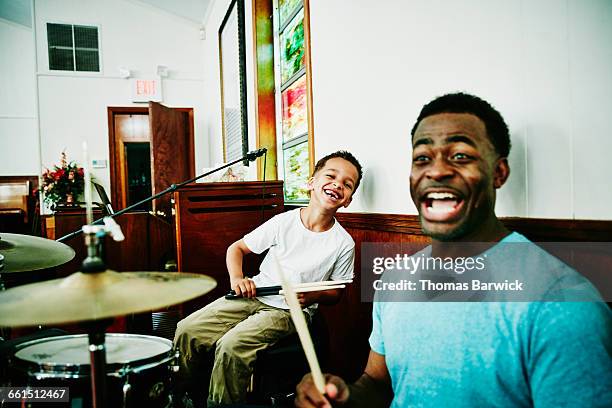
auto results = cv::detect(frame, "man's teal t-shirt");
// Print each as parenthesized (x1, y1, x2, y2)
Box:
(369, 232, 612, 407)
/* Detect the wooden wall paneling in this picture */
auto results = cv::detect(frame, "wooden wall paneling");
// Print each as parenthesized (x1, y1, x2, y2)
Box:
(51, 210, 104, 277)
(103, 212, 175, 333)
(338, 212, 612, 242)
(501, 217, 612, 242)
(147, 213, 176, 271)
(319, 228, 367, 379)
(106, 213, 150, 272)
(336, 213, 424, 235)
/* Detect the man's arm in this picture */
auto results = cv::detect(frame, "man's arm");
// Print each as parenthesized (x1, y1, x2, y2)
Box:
(226, 239, 257, 297)
(295, 350, 393, 408)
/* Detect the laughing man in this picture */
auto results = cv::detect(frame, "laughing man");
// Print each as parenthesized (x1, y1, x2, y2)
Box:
(295, 93, 612, 408)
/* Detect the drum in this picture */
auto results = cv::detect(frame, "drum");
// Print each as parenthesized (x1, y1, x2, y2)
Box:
(10, 333, 177, 407)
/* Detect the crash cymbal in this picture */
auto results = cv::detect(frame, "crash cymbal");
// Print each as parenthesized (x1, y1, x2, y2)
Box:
(0, 233, 75, 273)
(0, 270, 216, 327)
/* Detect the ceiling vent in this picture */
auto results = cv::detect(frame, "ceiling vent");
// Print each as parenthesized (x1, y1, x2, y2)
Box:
(47, 23, 100, 72)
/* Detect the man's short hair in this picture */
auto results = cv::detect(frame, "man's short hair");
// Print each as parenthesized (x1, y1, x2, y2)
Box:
(410, 92, 511, 157)
(313, 150, 363, 193)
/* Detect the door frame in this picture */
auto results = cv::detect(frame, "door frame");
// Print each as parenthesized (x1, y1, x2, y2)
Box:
(107, 106, 195, 210)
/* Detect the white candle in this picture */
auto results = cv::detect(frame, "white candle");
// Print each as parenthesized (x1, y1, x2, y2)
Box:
(82, 142, 93, 225)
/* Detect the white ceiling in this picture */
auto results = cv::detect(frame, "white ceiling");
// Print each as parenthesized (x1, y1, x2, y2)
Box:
(0, 0, 32, 27)
(135, 0, 211, 25)
(0, 0, 212, 28)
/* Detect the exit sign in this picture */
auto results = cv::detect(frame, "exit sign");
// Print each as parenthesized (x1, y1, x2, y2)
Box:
(131, 78, 163, 102)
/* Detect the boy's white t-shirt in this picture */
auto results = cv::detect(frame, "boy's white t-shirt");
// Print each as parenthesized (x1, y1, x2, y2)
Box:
(243, 208, 355, 310)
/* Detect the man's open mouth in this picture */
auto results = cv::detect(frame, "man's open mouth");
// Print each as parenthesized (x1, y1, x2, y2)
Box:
(421, 191, 465, 221)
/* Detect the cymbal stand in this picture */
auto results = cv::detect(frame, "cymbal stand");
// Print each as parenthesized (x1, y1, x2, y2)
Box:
(80, 220, 124, 408)
(57, 147, 268, 243)
(0, 253, 5, 291)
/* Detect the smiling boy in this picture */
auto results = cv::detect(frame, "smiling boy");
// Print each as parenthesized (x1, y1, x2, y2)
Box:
(174, 150, 362, 406)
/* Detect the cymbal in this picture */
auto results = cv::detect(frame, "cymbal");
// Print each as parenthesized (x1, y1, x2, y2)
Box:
(0, 233, 75, 273)
(0, 270, 216, 327)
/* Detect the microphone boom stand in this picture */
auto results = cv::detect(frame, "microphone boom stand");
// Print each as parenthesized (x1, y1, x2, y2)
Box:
(57, 149, 267, 243)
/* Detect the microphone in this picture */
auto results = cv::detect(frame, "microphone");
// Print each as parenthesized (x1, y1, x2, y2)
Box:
(246, 148, 267, 161)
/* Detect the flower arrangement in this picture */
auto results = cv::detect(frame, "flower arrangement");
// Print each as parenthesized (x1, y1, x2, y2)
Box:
(41, 151, 85, 207)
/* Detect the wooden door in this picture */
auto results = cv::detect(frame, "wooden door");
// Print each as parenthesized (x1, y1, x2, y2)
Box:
(148, 102, 195, 217)
(107, 105, 195, 213)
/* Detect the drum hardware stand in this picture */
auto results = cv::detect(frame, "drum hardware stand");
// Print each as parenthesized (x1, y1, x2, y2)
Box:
(56, 148, 268, 243)
(0, 253, 4, 291)
(0, 254, 3, 341)
(80, 220, 124, 408)
(121, 373, 132, 408)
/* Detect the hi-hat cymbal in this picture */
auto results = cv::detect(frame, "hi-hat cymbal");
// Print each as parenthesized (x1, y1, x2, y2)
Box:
(0, 270, 216, 327)
(0, 233, 75, 273)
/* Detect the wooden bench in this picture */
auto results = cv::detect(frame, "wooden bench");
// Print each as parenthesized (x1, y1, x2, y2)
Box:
(0, 181, 30, 223)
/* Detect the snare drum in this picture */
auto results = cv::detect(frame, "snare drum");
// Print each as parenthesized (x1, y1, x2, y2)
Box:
(11, 333, 177, 407)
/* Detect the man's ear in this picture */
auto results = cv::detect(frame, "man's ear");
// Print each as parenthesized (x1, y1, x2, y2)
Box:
(493, 158, 510, 189)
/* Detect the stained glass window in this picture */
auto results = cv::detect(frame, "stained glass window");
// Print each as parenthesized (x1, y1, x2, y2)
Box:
(281, 75, 307, 142)
(280, 9, 304, 84)
(275, 0, 311, 203)
(283, 142, 309, 201)
(279, 0, 302, 26)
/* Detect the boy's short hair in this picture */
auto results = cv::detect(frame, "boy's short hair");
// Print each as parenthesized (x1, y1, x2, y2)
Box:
(410, 92, 511, 158)
(312, 150, 363, 193)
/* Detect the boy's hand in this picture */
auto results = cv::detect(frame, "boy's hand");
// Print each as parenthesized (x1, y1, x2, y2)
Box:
(296, 292, 318, 308)
(292, 289, 343, 308)
(231, 277, 257, 298)
(295, 373, 350, 407)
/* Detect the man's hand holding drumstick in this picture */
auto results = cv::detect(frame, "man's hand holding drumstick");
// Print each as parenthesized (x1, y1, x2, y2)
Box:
(295, 373, 350, 407)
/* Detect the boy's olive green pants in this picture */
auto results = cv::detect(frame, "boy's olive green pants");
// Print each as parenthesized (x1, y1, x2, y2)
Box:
(173, 297, 297, 404)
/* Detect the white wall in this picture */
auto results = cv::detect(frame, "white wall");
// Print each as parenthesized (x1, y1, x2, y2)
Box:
(0, 17, 38, 175)
(1, 0, 209, 204)
(305, 0, 612, 219)
(199, 0, 612, 220)
(4, 0, 611, 220)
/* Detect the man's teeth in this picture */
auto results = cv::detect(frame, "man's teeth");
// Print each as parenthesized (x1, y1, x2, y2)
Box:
(425, 192, 459, 213)
(428, 205, 454, 214)
(426, 192, 457, 199)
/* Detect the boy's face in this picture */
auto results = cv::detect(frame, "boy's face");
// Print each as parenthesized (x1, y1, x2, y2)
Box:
(307, 157, 359, 211)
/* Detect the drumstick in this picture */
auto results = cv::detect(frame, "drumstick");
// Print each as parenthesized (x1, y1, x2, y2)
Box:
(294, 279, 352, 289)
(272, 253, 326, 393)
(280, 284, 346, 295)
(226, 281, 350, 299)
